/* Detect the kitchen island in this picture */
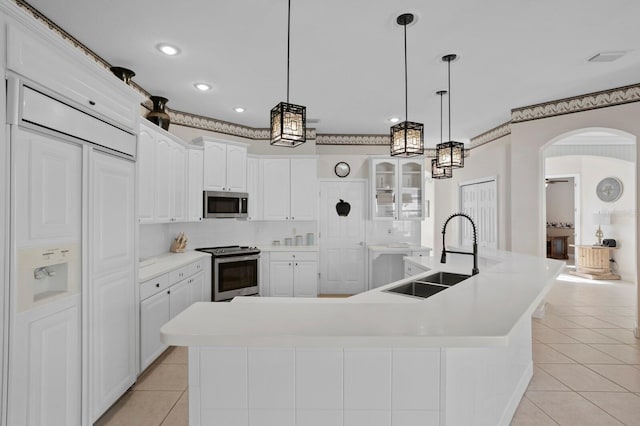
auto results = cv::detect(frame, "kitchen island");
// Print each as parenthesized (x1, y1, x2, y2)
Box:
(161, 249, 564, 426)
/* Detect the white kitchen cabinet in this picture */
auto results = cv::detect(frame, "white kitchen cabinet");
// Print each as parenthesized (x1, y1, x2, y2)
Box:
(169, 279, 190, 319)
(246, 156, 262, 221)
(198, 137, 248, 192)
(154, 136, 173, 223)
(140, 290, 170, 372)
(89, 151, 136, 422)
(262, 157, 318, 221)
(269, 252, 318, 297)
(171, 142, 187, 222)
(290, 158, 318, 221)
(370, 158, 424, 221)
(187, 148, 204, 222)
(293, 261, 319, 297)
(138, 126, 156, 223)
(262, 158, 290, 220)
(139, 257, 207, 371)
(139, 121, 191, 223)
(269, 261, 295, 297)
(188, 273, 205, 306)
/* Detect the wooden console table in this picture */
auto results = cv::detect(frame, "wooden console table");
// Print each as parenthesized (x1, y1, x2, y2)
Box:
(570, 245, 620, 280)
(546, 235, 568, 259)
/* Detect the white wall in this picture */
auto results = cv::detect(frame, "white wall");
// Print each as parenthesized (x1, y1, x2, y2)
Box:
(433, 135, 511, 255)
(139, 220, 317, 259)
(546, 155, 635, 280)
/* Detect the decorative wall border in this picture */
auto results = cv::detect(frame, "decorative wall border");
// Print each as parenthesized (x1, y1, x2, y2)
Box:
(470, 122, 512, 148)
(17, 0, 640, 147)
(511, 83, 640, 123)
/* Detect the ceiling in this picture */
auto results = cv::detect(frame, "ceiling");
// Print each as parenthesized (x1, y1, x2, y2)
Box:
(25, 0, 640, 146)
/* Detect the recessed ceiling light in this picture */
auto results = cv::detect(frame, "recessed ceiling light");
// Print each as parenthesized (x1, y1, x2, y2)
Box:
(233, 107, 246, 113)
(194, 83, 211, 91)
(388, 117, 400, 123)
(156, 43, 181, 56)
(588, 51, 626, 62)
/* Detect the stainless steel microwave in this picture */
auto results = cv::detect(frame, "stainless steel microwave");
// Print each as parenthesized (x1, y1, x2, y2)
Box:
(203, 191, 248, 218)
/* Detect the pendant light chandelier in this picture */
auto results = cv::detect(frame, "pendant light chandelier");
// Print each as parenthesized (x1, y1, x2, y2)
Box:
(436, 54, 464, 168)
(390, 13, 423, 157)
(270, 0, 306, 147)
(432, 90, 452, 179)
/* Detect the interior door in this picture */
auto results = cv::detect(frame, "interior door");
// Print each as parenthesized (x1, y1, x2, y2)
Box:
(319, 180, 366, 295)
(460, 179, 498, 248)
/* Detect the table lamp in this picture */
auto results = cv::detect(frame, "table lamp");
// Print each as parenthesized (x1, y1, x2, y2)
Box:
(592, 212, 611, 246)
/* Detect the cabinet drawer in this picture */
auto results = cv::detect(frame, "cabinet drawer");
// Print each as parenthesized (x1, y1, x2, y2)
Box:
(270, 251, 318, 262)
(187, 259, 207, 277)
(140, 274, 169, 300)
(169, 265, 191, 285)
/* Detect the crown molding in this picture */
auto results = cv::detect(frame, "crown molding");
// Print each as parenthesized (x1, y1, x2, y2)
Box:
(17, 0, 640, 148)
(470, 122, 512, 148)
(511, 83, 640, 123)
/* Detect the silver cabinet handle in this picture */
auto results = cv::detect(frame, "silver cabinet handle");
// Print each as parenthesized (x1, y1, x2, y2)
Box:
(288, 263, 292, 266)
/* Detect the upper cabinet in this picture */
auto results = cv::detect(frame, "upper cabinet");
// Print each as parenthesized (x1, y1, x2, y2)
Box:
(262, 157, 318, 221)
(138, 121, 195, 224)
(370, 158, 424, 221)
(187, 148, 204, 222)
(195, 137, 248, 192)
(246, 156, 262, 221)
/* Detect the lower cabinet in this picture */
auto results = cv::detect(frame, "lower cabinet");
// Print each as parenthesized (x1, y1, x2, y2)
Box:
(139, 259, 207, 372)
(269, 252, 318, 297)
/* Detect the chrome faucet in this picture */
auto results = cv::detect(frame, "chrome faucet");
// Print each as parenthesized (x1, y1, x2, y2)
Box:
(440, 212, 479, 276)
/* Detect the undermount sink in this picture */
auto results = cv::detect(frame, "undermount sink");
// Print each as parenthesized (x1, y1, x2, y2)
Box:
(421, 271, 471, 286)
(384, 272, 472, 299)
(384, 281, 448, 299)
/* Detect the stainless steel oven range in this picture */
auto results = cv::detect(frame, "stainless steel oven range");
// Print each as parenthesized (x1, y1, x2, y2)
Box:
(196, 246, 260, 301)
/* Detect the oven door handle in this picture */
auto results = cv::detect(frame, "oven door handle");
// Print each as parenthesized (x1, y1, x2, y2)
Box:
(214, 254, 260, 264)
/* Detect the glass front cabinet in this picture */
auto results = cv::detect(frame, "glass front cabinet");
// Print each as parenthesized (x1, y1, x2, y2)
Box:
(370, 158, 424, 220)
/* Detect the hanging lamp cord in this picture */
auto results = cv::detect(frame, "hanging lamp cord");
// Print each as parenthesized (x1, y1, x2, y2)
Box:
(447, 58, 451, 141)
(286, 0, 291, 104)
(403, 21, 408, 122)
(440, 92, 444, 143)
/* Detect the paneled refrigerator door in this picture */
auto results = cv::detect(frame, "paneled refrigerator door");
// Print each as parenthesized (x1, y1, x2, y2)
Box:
(8, 127, 82, 426)
(89, 150, 136, 422)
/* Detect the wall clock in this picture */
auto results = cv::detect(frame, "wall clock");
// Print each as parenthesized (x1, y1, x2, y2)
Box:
(596, 177, 623, 202)
(334, 162, 350, 178)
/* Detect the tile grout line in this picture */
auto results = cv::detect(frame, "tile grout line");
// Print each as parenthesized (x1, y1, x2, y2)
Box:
(158, 389, 187, 426)
(520, 394, 561, 425)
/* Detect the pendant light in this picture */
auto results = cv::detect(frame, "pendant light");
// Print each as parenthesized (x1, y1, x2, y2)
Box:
(436, 54, 464, 168)
(390, 13, 424, 157)
(270, 0, 306, 147)
(431, 90, 452, 179)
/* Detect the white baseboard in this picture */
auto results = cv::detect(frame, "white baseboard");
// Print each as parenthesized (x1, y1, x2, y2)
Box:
(531, 302, 546, 319)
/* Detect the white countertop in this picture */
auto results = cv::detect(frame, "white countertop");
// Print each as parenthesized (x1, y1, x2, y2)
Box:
(139, 251, 211, 282)
(161, 249, 564, 348)
(257, 245, 319, 252)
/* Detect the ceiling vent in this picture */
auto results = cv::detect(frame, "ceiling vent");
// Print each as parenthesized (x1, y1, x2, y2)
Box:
(587, 51, 626, 63)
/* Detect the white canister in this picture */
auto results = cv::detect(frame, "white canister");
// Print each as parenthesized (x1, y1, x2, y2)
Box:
(295, 235, 303, 246)
(306, 233, 314, 246)
(284, 238, 292, 246)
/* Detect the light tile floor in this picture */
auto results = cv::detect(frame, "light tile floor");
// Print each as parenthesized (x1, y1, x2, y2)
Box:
(97, 268, 638, 426)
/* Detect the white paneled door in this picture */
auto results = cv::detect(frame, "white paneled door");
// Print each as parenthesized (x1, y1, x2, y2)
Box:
(319, 181, 366, 295)
(460, 178, 498, 248)
(89, 151, 136, 422)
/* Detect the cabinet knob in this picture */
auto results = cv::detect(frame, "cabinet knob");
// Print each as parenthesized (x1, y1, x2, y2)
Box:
(286, 217, 288, 220)
(167, 290, 171, 294)
(292, 254, 296, 258)
(289, 263, 292, 266)
(292, 217, 295, 220)
(295, 263, 298, 266)
(156, 283, 160, 288)
(89, 100, 96, 106)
